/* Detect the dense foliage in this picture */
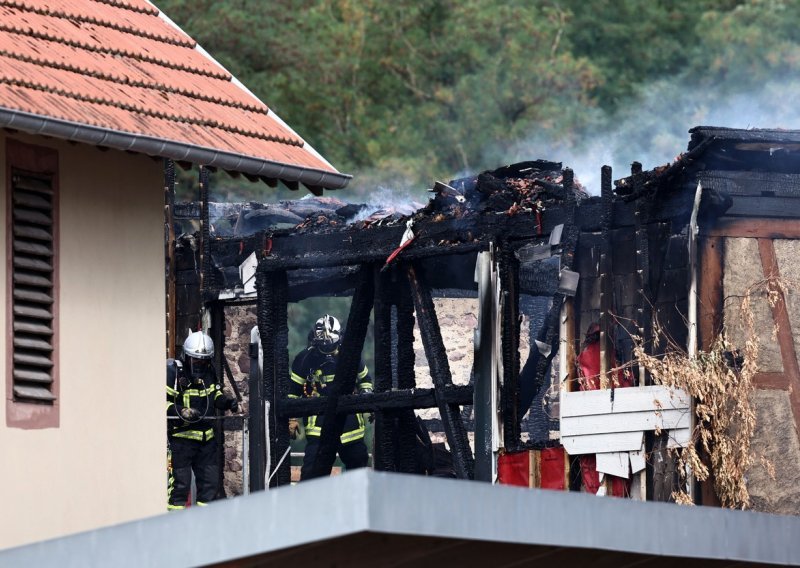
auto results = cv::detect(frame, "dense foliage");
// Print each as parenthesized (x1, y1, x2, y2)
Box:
(158, 0, 800, 200)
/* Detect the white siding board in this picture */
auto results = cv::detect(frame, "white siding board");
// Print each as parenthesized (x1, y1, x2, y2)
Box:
(596, 452, 630, 478)
(561, 385, 690, 418)
(630, 445, 647, 474)
(560, 408, 690, 437)
(561, 431, 644, 455)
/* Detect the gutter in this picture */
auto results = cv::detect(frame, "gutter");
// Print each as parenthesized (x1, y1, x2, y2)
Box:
(0, 107, 352, 190)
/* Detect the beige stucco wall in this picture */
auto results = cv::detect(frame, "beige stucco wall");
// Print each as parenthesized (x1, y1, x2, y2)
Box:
(0, 133, 165, 549)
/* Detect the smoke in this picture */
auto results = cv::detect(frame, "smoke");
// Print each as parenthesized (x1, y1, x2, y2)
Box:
(348, 186, 426, 223)
(506, 78, 800, 195)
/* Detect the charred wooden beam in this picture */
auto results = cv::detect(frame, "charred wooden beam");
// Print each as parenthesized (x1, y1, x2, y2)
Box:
(273, 272, 291, 486)
(210, 300, 226, 498)
(372, 267, 395, 472)
(306, 267, 375, 479)
(395, 276, 419, 473)
(199, 165, 213, 293)
(258, 211, 568, 272)
(406, 263, 474, 479)
(633, 162, 652, 384)
(599, 165, 613, 388)
(529, 169, 580, 411)
(164, 159, 177, 358)
(248, 328, 265, 492)
(500, 245, 521, 448)
(279, 385, 474, 418)
(256, 269, 290, 487)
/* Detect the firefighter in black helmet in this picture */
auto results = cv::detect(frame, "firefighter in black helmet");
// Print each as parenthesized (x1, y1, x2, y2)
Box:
(166, 331, 238, 509)
(288, 315, 372, 479)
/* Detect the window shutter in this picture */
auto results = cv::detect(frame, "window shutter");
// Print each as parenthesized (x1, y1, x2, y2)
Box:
(11, 173, 55, 403)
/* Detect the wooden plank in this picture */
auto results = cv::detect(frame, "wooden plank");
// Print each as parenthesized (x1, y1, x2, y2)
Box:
(595, 452, 629, 478)
(754, 372, 791, 389)
(560, 408, 690, 436)
(529, 450, 540, 488)
(703, 218, 800, 239)
(630, 445, 646, 474)
(698, 236, 723, 350)
(560, 385, 689, 418)
(561, 431, 643, 455)
(758, 238, 800, 439)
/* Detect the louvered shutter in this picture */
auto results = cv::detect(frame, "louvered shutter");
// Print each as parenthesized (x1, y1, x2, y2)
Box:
(11, 174, 55, 403)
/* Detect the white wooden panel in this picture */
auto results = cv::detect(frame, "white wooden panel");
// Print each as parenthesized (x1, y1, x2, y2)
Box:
(666, 428, 692, 449)
(561, 431, 644, 455)
(630, 445, 647, 474)
(561, 385, 690, 418)
(596, 452, 629, 478)
(560, 408, 690, 437)
(239, 252, 258, 294)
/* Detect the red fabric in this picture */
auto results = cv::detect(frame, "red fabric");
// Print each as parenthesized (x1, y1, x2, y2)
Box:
(579, 454, 630, 497)
(497, 451, 529, 487)
(540, 447, 566, 490)
(576, 341, 633, 390)
(576, 338, 633, 497)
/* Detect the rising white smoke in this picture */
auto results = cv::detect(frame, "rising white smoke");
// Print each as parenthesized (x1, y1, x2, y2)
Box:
(506, 78, 800, 194)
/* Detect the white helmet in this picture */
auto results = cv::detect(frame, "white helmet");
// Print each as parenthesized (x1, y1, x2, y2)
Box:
(183, 331, 214, 360)
(312, 314, 341, 353)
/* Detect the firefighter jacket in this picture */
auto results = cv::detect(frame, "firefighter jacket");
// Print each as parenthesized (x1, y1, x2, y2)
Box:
(166, 363, 228, 443)
(288, 347, 372, 444)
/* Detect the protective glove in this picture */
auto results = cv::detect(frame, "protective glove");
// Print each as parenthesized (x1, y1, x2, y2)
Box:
(179, 407, 200, 422)
(288, 418, 300, 439)
(226, 397, 239, 413)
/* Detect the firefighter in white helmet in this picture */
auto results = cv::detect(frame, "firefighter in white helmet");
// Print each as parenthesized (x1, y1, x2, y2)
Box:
(288, 315, 372, 480)
(166, 331, 238, 509)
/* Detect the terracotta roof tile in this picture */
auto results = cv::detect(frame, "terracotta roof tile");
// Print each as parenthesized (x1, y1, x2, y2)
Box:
(0, 0, 348, 188)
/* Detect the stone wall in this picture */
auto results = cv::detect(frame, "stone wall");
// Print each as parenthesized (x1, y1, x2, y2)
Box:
(722, 237, 800, 514)
(221, 305, 256, 496)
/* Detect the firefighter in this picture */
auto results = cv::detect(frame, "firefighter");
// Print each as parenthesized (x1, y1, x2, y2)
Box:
(166, 331, 238, 509)
(288, 314, 372, 480)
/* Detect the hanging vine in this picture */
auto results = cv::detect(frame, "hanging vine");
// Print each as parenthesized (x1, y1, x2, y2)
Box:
(633, 277, 782, 509)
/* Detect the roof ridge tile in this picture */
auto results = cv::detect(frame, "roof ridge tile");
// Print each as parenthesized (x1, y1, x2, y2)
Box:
(0, 48, 269, 115)
(0, 24, 230, 81)
(0, 77, 304, 147)
(0, 0, 195, 48)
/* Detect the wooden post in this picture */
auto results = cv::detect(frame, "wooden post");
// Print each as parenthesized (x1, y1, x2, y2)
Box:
(372, 267, 395, 472)
(500, 246, 521, 449)
(599, 165, 613, 389)
(395, 277, 419, 474)
(199, 165, 212, 295)
(164, 159, 177, 358)
(256, 268, 290, 487)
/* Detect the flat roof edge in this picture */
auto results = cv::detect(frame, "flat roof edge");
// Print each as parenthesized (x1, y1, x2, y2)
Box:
(3, 470, 799, 567)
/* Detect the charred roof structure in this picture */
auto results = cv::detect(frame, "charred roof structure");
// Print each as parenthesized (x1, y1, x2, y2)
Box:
(167, 126, 800, 515)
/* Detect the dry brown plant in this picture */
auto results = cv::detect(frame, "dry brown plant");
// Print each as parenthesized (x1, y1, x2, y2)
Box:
(632, 276, 784, 509)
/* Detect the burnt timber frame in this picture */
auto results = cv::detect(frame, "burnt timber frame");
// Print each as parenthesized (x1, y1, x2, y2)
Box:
(249, 173, 582, 486)
(189, 161, 704, 498)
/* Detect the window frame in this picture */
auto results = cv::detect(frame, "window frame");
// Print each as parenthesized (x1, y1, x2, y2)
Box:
(6, 139, 60, 429)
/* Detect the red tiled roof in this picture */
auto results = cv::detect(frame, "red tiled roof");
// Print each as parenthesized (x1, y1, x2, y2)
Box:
(0, 0, 350, 189)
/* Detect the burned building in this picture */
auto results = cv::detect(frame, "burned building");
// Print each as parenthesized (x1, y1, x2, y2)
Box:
(168, 126, 800, 514)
